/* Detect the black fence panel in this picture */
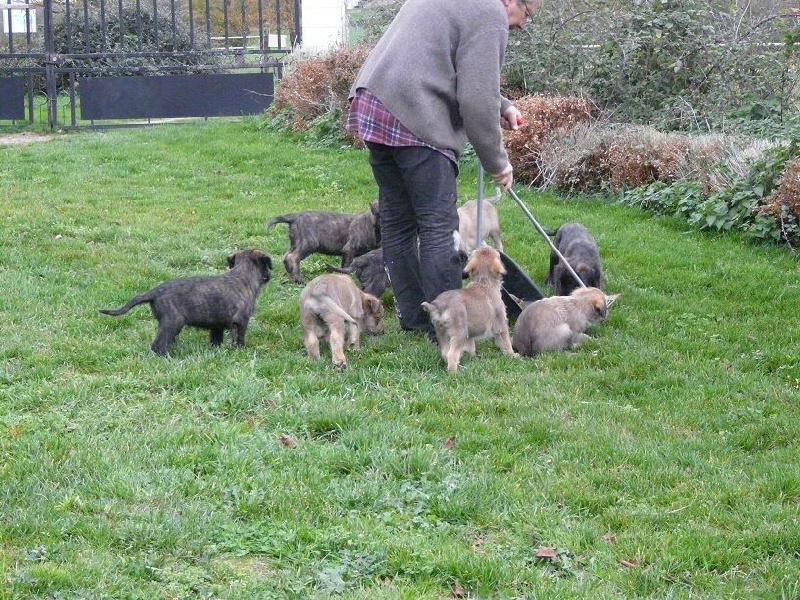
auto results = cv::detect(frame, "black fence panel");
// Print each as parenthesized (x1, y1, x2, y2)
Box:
(80, 72, 274, 118)
(1, 0, 299, 128)
(0, 76, 25, 118)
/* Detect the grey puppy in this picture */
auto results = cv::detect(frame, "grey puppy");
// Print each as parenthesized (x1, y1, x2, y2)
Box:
(512, 287, 619, 357)
(299, 273, 385, 369)
(100, 249, 273, 356)
(267, 201, 380, 284)
(546, 222, 604, 296)
(326, 247, 390, 299)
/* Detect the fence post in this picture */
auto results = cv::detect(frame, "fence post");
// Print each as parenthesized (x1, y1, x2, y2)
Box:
(293, 0, 301, 47)
(42, 0, 58, 128)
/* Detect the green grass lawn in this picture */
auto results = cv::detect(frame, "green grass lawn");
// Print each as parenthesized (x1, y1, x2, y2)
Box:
(1, 119, 799, 598)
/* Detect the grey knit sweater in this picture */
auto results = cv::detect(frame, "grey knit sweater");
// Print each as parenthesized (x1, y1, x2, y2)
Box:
(349, 0, 512, 175)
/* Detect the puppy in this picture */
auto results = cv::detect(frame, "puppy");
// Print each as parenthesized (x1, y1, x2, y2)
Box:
(512, 287, 619, 357)
(299, 273, 385, 368)
(455, 187, 503, 256)
(100, 249, 273, 356)
(546, 222, 603, 296)
(267, 201, 380, 284)
(421, 246, 515, 373)
(326, 247, 390, 299)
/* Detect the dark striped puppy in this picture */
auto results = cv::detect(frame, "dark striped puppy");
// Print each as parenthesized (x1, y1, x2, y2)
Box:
(100, 249, 272, 356)
(326, 247, 390, 299)
(546, 222, 604, 296)
(267, 201, 380, 284)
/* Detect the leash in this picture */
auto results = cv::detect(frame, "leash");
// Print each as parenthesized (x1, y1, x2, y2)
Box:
(505, 187, 587, 290)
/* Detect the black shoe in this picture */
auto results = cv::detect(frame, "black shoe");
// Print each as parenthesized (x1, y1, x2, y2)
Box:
(400, 322, 438, 345)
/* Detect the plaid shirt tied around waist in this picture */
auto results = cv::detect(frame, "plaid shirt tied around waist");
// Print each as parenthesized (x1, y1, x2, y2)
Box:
(346, 88, 456, 163)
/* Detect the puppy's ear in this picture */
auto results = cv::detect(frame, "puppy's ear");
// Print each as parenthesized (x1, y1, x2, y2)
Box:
(463, 254, 476, 275)
(260, 253, 273, 270)
(592, 296, 607, 318)
(363, 294, 383, 315)
(492, 253, 507, 276)
(227, 253, 237, 269)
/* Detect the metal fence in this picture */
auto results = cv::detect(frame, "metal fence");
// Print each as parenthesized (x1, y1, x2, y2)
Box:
(1, 0, 299, 128)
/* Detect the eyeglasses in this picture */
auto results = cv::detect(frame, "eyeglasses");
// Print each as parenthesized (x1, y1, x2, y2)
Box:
(519, 2, 533, 23)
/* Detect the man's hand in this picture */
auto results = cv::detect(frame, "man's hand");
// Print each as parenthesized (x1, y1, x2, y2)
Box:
(501, 105, 524, 131)
(491, 163, 514, 191)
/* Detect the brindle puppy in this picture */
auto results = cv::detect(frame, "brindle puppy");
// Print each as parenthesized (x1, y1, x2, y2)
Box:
(100, 249, 272, 356)
(267, 201, 380, 284)
(546, 222, 604, 296)
(326, 247, 390, 299)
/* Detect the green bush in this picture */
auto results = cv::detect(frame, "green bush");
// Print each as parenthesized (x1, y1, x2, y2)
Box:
(504, 0, 800, 133)
(620, 139, 800, 246)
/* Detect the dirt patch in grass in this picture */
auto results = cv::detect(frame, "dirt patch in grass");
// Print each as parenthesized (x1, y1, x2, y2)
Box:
(0, 132, 59, 146)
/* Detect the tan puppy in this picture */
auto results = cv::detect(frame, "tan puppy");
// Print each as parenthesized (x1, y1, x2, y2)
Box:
(299, 273, 385, 368)
(512, 287, 620, 357)
(456, 187, 503, 256)
(421, 246, 515, 372)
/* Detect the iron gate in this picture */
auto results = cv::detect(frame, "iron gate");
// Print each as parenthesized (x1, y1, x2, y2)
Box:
(0, 0, 299, 127)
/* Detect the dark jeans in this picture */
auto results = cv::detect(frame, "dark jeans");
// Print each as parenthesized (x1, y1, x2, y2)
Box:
(366, 142, 463, 332)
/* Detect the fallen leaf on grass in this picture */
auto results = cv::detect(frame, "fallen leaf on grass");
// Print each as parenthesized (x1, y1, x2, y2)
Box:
(619, 558, 640, 568)
(452, 580, 466, 597)
(279, 434, 297, 448)
(8, 424, 25, 439)
(535, 547, 558, 559)
(602, 533, 617, 544)
(444, 436, 456, 449)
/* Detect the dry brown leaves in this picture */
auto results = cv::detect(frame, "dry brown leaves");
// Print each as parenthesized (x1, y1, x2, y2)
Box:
(504, 95, 597, 185)
(605, 126, 666, 191)
(273, 44, 372, 132)
(762, 157, 800, 221)
(279, 433, 298, 448)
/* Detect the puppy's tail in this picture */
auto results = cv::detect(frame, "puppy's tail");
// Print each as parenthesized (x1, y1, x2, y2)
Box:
(265, 214, 294, 231)
(320, 298, 358, 325)
(99, 293, 153, 316)
(421, 301, 447, 330)
(326, 263, 354, 275)
(421, 301, 438, 318)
